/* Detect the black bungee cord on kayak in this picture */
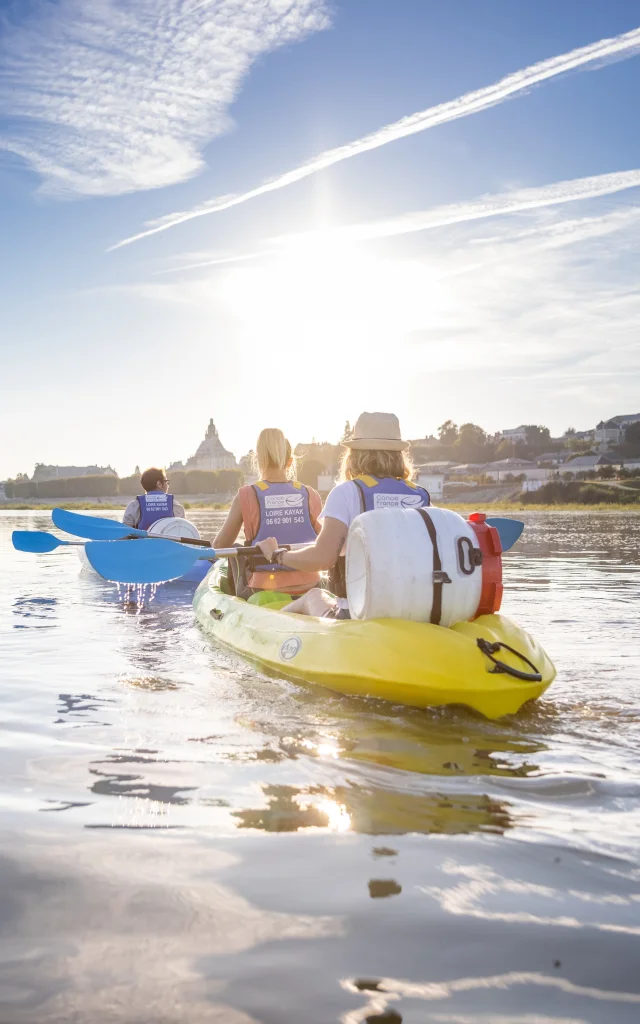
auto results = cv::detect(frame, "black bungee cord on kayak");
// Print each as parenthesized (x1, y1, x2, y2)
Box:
(476, 637, 542, 682)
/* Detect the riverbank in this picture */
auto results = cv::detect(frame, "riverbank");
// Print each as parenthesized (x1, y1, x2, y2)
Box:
(3, 501, 640, 513)
(0, 500, 231, 511)
(446, 502, 640, 512)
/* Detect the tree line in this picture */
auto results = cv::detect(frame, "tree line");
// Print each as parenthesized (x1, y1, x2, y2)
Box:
(424, 422, 554, 464)
(4, 468, 243, 500)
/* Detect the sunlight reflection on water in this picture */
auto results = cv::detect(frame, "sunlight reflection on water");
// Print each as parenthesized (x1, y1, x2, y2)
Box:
(1, 509, 639, 1022)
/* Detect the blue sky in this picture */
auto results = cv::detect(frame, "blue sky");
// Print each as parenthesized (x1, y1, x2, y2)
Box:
(1, 0, 640, 479)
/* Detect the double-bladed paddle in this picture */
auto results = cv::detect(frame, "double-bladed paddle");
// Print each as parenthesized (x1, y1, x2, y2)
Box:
(82, 517, 526, 586)
(485, 517, 524, 550)
(18, 509, 525, 585)
(53, 506, 525, 553)
(12, 530, 85, 553)
(52, 507, 211, 545)
(83, 538, 271, 584)
(52, 508, 151, 541)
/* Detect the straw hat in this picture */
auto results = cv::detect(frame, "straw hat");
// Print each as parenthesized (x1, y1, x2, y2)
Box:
(343, 412, 409, 451)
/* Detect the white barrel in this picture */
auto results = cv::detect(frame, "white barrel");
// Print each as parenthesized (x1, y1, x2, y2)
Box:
(147, 517, 201, 540)
(346, 507, 483, 626)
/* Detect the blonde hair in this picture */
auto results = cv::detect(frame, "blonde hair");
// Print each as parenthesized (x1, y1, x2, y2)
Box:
(254, 427, 295, 480)
(339, 447, 414, 482)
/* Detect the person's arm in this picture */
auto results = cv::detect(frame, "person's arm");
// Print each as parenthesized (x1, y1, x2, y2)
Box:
(212, 493, 244, 548)
(257, 516, 347, 572)
(123, 499, 140, 527)
(173, 500, 186, 519)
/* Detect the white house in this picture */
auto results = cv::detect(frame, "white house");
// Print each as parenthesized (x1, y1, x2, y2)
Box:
(536, 452, 568, 467)
(498, 426, 528, 444)
(484, 459, 550, 483)
(563, 454, 615, 473)
(448, 463, 485, 475)
(416, 471, 444, 499)
(32, 464, 117, 482)
(594, 414, 640, 446)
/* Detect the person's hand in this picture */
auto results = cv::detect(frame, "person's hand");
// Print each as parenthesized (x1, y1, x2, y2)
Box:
(256, 537, 278, 561)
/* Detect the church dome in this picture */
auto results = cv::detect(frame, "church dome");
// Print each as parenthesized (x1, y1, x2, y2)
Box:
(185, 419, 237, 471)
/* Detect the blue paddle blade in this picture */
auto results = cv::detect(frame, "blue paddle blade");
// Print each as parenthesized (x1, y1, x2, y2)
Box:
(52, 507, 146, 540)
(485, 517, 525, 552)
(12, 530, 67, 553)
(83, 538, 211, 584)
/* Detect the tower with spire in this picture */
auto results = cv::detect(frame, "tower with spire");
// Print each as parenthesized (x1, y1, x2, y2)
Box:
(168, 419, 237, 473)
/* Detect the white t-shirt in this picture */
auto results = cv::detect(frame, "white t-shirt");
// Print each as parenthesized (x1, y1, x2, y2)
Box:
(318, 481, 363, 609)
(318, 480, 363, 530)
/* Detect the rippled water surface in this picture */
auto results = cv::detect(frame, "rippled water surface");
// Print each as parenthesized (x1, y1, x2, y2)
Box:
(1, 510, 639, 1022)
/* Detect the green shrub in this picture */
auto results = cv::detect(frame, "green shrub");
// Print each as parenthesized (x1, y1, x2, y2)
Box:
(117, 474, 139, 495)
(520, 480, 638, 505)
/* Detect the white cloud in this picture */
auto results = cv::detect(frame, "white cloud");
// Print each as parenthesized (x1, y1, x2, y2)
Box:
(0, 0, 330, 196)
(111, 23, 640, 247)
(154, 169, 640, 276)
(303, 169, 640, 243)
(117, 193, 640, 442)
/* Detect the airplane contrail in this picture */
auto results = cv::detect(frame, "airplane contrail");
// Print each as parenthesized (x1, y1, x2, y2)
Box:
(325, 168, 640, 242)
(111, 24, 640, 250)
(160, 168, 640, 272)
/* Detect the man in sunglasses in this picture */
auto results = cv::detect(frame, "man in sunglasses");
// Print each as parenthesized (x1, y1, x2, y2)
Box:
(123, 467, 186, 530)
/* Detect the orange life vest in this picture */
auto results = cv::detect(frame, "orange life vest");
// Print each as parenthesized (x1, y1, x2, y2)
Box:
(238, 481, 322, 593)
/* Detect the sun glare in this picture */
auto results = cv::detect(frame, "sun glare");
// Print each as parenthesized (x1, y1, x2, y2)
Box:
(217, 235, 446, 369)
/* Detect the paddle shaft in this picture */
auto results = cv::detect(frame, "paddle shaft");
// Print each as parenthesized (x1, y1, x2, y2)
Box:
(195, 542, 306, 560)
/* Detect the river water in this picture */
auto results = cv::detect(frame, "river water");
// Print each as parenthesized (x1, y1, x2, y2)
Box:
(1, 510, 639, 1023)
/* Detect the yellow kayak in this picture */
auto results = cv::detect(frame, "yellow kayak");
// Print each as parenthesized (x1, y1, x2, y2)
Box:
(193, 567, 555, 719)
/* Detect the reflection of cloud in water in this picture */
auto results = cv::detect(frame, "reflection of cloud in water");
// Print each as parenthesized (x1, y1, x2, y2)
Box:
(419, 859, 640, 936)
(233, 784, 512, 835)
(341, 971, 640, 1024)
(12, 595, 58, 629)
(55, 692, 116, 726)
(237, 711, 546, 781)
(0, 830, 340, 1023)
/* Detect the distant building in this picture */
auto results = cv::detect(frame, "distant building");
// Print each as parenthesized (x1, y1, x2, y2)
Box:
(32, 464, 117, 482)
(0, 481, 6, 501)
(294, 441, 339, 472)
(536, 452, 569, 466)
(417, 461, 459, 474)
(564, 454, 614, 472)
(168, 419, 237, 473)
(484, 459, 550, 483)
(498, 426, 528, 444)
(294, 441, 340, 491)
(594, 415, 640, 446)
(238, 452, 258, 484)
(415, 469, 444, 499)
(448, 463, 484, 475)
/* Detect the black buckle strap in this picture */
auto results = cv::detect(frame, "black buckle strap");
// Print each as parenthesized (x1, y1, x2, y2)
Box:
(476, 638, 542, 682)
(417, 508, 450, 625)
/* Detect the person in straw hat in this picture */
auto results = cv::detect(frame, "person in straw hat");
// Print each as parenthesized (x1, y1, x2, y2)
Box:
(257, 412, 431, 619)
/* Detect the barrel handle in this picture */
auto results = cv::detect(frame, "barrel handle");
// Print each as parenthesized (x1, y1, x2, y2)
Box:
(476, 637, 542, 682)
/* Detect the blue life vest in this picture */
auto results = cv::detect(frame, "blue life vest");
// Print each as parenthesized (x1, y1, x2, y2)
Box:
(137, 490, 174, 531)
(353, 475, 431, 512)
(328, 475, 431, 601)
(251, 481, 317, 573)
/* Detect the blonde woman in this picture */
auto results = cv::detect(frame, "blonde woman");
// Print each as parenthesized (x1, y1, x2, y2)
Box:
(213, 428, 322, 597)
(257, 412, 431, 618)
